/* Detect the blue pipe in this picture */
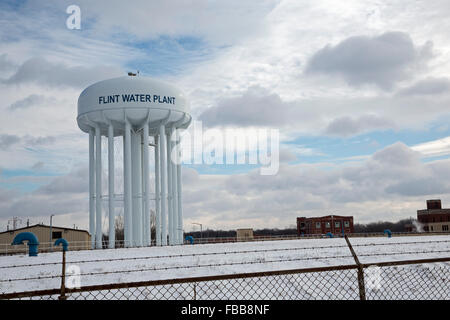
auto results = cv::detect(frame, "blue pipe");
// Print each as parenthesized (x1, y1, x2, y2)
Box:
(11, 232, 40, 257)
(326, 232, 333, 238)
(384, 229, 392, 238)
(54, 238, 69, 252)
(185, 236, 194, 244)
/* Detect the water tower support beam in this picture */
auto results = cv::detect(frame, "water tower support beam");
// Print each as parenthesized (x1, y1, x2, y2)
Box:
(167, 130, 173, 245)
(124, 120, 133, 247)
(89, 129, 96, 249)
(142, 123, 150, 246)
(108, 124, 115, 249)
(176, 129, 183, 245)
(160, 124, 168, 246)
(171, 127, 179, 245)
(131, 131, 143, 247)
(95, 125, 102, 249)
(155, 134, 161, 246)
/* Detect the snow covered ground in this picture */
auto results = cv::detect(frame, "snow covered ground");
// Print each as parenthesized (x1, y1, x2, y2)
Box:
(0, 235, 449, 299)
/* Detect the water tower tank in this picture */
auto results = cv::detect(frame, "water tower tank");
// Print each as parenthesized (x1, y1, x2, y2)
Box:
(77, 75, 192, 249)
(77, 76, 191, 133)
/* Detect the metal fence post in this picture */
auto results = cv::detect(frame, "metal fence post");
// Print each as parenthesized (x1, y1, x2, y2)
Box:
(54, 238, 69, 300)
(59, 249, 67, 300)
(344, 235, 366, 300)
(193, 283, 197, 300)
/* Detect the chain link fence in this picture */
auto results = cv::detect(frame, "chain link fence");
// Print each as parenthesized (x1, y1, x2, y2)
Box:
(1, 258, 448, 300)
(1, 235, 449, 300)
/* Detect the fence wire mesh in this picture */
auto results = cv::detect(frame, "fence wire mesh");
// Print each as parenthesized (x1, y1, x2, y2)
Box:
(2, 235, 449, 300)
(3, 259, 449, 300)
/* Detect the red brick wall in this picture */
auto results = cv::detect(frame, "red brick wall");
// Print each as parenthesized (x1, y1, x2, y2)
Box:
(297, 216, 354, 235)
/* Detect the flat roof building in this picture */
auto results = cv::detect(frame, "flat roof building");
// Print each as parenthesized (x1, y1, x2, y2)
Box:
(417, 200, 450, 233)
(297, 215, 354, 236)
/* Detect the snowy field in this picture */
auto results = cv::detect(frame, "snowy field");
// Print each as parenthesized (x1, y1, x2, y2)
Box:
(0, 235, 449, 299)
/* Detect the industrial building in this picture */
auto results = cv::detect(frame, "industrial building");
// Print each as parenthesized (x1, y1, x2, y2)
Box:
(297, 215, 354, 236)
(417, 200, 450, 233)
(0, 224, 91, 254)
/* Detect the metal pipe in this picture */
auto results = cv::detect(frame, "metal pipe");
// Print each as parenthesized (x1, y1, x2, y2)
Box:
(124, 121, 133, 247)
(89, 129, 95, 249)
(95, 125, 102, 249)
(155, 134, 161, 246)
(159, 124, 168, 246)
(143, 124, 150, 246)
(108, 124, 115, 249)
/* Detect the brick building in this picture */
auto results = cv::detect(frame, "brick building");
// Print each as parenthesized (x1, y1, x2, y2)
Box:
(297, 215, 354, 236)
(417, 200, 450, 232)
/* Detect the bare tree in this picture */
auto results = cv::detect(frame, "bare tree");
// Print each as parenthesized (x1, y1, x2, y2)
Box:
(115, 215, 124, 246)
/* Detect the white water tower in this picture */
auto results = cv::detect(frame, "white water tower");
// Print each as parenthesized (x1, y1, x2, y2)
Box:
(77, 75, 191, 249)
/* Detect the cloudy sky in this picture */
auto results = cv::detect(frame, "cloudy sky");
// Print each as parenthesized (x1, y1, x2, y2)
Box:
(1, 0, 450, 232)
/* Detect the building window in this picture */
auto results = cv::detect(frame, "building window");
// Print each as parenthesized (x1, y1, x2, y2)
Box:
(325, 222, 330, 228)
(430, 226, 434, 231)
(335, 222, 340, 228)
(316, 222, 321, 229)
(344, 221, 350, 228)
(52, 231, 62, 239)
(443, 225, 449, 231)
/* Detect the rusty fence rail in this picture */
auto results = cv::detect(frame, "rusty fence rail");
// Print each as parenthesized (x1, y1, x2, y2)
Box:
(1, 256, 449, 300)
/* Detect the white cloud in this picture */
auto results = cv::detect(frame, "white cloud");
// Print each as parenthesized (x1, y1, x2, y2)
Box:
(398, 77, 450, 96)
(325, 115, 395, 137)
(3, 57, 124, 88)
(305, 32, 433, 90)
(411, 136, 450, 158)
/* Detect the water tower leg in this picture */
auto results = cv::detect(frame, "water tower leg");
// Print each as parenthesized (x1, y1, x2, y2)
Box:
(124, 121, 133, 247)
(108, 124, 115, 249)
(143, 124, 150, 246)
(166, 131, 173, 245)
(176, 129, 183, 245)
(160, 124, 168, 246)
(171, 128, 179, 245)
(155, 134, 161, 246)
(95, 125, 102, 249)
(132, 132, 143, 247)
(89, 129, 96, 249)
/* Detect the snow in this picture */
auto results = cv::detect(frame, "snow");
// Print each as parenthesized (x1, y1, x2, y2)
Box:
(0, 235, 449, 299)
